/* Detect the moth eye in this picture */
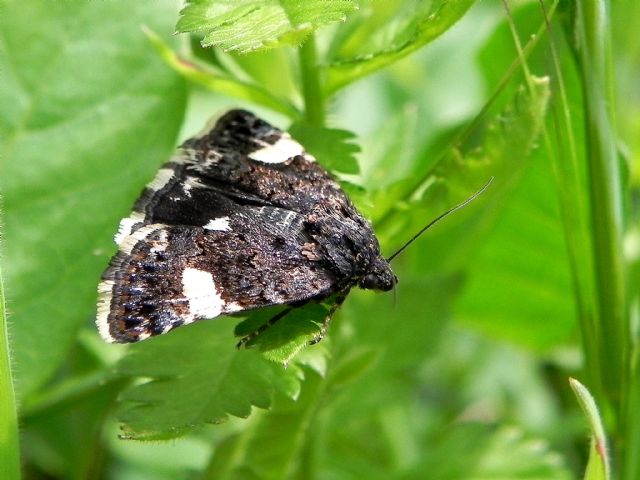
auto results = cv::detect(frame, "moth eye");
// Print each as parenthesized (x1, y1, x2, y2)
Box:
(360, 273, 381, 290)
(359, 271, 396, 292)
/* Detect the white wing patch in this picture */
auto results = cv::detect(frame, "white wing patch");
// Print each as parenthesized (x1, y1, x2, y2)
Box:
(181, 267, 225, 322)
(114, 211, 145, 245)
(149, 229, 169, 253)
(249, 135, 305, 164)
(96, 280, 116, 343)
(147, 168, 175, 192)
(119, 224, 166, 255)
(203, 216, 231, 231)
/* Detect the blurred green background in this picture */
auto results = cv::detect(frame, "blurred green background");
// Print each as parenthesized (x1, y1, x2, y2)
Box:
(1, 0, 638, 479)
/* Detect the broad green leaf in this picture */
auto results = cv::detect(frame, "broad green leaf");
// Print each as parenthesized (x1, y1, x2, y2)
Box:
(208, 366, 325, 479)
(177, 0, 358, 53)
(0, 246, 20, 480)
(0, 0, 187, 399)
(289, 123, 360, 174)
(314, 311, 574, 478)
(454, 152, 577, 350)
(325, 0, 476, 93)
(117, 317, 297, 440)
(374, 79, 551, 275)
(421, 0, 572, 348)
(443, 79, 576, 350)
(409, 425, 573, 479)
(145, 27, 300, 118)
(235, 304, 328, 366)
(325, 347, 378, 391)
(20, 375, 125, 479)
(106, 427, 211, 479)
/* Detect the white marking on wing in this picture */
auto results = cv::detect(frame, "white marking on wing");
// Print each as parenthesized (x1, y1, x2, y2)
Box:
(119, 224, 165, 255)
(224, 302, 244, 313)
(185, 176, 207, 189)
(176, 148, 199, 164)
(114, 211, 145, 245)
(137, 331, 152, 341)
(149, 229, 169, 253)
(147, 168, 175, 192)
(203, 216, 231, 231)
(277, 211, 296, 228)
(182, 181, 193, 198)
(181, 267, 224, 322)
(96, 280, 116, 343)
(249, 135, 304, 164)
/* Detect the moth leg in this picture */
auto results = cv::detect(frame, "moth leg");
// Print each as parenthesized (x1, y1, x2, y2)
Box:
(236, 308, 292, 349)
(309, 290, 349, 345)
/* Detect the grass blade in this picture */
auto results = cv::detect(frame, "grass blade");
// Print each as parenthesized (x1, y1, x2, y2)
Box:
(574, 0, 627, 411)
(0, 223, 21, 480)
(570, 378, 610, 480)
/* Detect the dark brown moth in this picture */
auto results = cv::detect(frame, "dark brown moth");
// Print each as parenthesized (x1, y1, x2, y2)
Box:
(97, 110, 395, 343)
(96, 109, 490, 344)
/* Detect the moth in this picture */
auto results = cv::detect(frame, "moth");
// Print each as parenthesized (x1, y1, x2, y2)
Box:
(97, 109, 396, 344)
(96, 109, 489, 344)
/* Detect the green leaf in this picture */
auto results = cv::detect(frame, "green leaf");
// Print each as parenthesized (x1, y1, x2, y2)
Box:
(288, 123, 360, 174)
(412, 425, 573, 479)
(314, 318, 575, 479)
(375, 79, 551, 274)
(0, 0, 187, 399)
(359, 105, 420, 188)
(144, 27, 300, 118)
(325, 347, 378, 391)
(177, 0, 359, 53)
(0, 244, 20, 480)
(434, 76, 575, 348)
(206, 366, 325, 479)
(21, 374, 126, 479)
(570, 378, 610, 480)
(236, 304, 328, 366)
(445, 6, 574, 350)
(117, 317, 296, 440)
(325, 0, 476, 92)
(454, 151, 577, 350)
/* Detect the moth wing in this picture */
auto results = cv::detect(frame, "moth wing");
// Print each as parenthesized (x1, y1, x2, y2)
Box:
(97, 209, 336, 343)
(98, 109, 372, 343)
(113, 109, 359, 242)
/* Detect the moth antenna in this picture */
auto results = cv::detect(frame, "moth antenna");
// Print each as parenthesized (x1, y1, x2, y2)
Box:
(386, 177, 494, 262)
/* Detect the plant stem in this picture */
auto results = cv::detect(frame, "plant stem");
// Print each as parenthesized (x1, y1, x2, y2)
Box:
(574, 0, 628, 466)
(299, 34, 325, 127)
(536, 0, 604, 402)
(0, 256, 21, 479)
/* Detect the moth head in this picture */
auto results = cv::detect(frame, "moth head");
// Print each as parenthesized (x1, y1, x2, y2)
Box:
(359, 262, 397, 292)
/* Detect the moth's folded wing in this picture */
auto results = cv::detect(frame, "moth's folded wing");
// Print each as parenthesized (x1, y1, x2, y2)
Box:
(111, 109, 362, 252)
(176, 109, 349, 215)
(97, 216, 336, 343)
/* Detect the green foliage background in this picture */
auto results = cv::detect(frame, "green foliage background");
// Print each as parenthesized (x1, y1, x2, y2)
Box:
(0, 0, 638, 479)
